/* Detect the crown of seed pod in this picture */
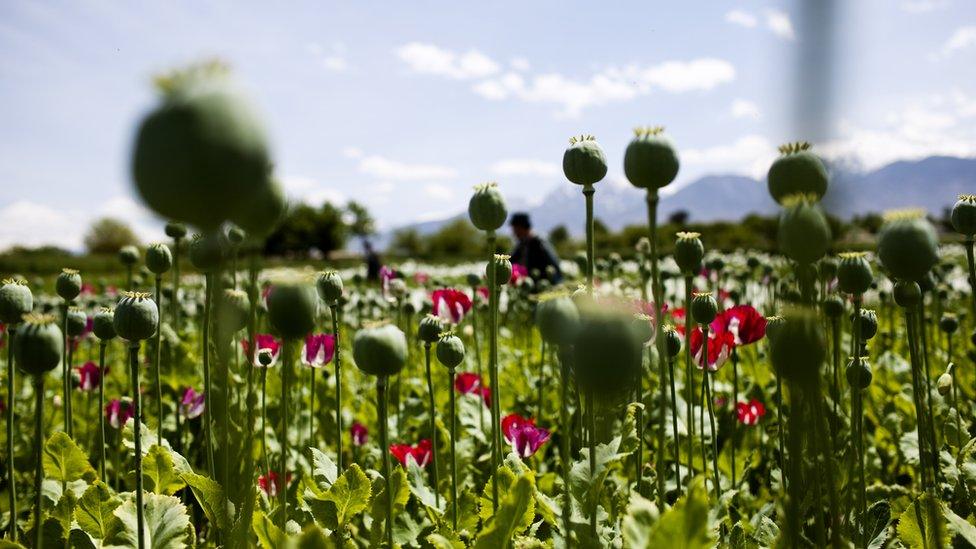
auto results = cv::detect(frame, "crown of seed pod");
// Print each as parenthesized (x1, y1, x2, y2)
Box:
(13, 313, 63, 376)
(857, 309, 878, 341)
(632, 313, 654, 346)
(770, 307, 826, 385)
(468, 182, 508, 232)
(66, 307, 88, 338)
(778, 194, 832, 265)
(535, 292, 580, 347)
(563, 134, 608, 187)
(316, 270, 344, 305)
(418, 314, 444, 344)
(188, 232, 227, 272)
(145, 243, 173, 275)
(893, 280, 921, 309)
(690, 292, 718, 325)
(231, 178, 288, 238)
(939, 313, 959, 334)
(132, 61, 274, 231)
(113, 291, 159, 342)
(950, 194, 976, 236)
(767, 141, 828, 204)
(623, 126, 680, 190)
(266, 277, 318, 340)
(822, 295, 844, 318)
(353, 322, 408, 377)
(572, 304, 643, 403)
(0, 278, 33, 324)
(435, 332, 465, 369)
(674, 232, 705, 275)
(877, 209, 939, 282)
(836, 252, 873, 295)
(487, 254, 513, 287)
(92, 308, 116, 341)
(663, 325, 682, 358)
(56, 268, 82, 302)
(845, 357, 872, 390)
(765, 315, 785, 342)
(217, 289, 250, 334)
(226, 225, 246, 245)
(164, 221, 187, 239)
(118, 245, 140, 267)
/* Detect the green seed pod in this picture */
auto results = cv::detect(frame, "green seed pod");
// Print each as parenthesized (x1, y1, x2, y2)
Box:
(877, 210, 939, 282)
(664, 326, 682, 358)
(435, 333, 465, 369)
(113, 292, 159, 342)
(316, 270, 344, 305)
(226, 225, 246, 245)
(845, 358, 872, 390)
(837, 252, 873, 295)
(230, 177, 288, 238)
(690, 292, 718, 325)
(465, 273, 481, 288)
(822, 295, 844, 318)
(0, 279, 33, 324)
(778, 195, 832, 265)
(770, 307, 826, 385)
(573, 304, 643, 402)
(936, 371, 952, 396)
(487, 254, 513, 287)
(188, 232, 227, 272)
(164, 221, 187, 240)
(56, 269, 82, 302)
(535, 293, 580, 347)
(765, 315, 785, 342)
(939, 313, 959, 334)
(563, 134, 607, 186)
(623, 126, 679, 190)
(118, 245, 140, 267)
(92, 308, 116, 341)
(217, 289, 250, 334)
(257, 348, 274, 367)
(145, 243, 173, 275)
(893, 280, 921, 309)
(66, 308, 88, 338)
(820, 257, 838, 280)
(632, 314, 654, 346)
(132, 62, 273, 231)
(13, 313, 63, 376)
(857, 309, 878, 341)
(766, 142, 828, 204)
(468, 182, 508, 232)
(353, 322, 408, 377)
(418, 314, 444, 344)
(388, 279, 407, 299)
(674, 231, 705, 275)
(266, 278, 318, 340)
(950, 194, 976, 236)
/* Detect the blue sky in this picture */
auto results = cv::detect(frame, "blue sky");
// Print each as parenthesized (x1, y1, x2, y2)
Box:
(0, 0, 974, 251)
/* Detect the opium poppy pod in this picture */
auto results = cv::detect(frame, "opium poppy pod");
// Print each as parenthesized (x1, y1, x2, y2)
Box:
(0, 279, 33, 324)
(663, 326, 682, 358)
(217, 289, 250, 334)
(188, 232, 227, 272)
(487, 255, 513, 287)
(893, 280, 922, 309)
(418, 314, 444, 344)
(118, 245, 140, 267)
(114, 292, 159, 342)
(690, 292, 718, 325)
(266, 280, 318, 340)
(822, 296, 844, 319)
(353, 323, 407, 377)
(877, 210, 939, 282)
(764, 315, 785, 342)
(435, 333, 465, 369)
(769, 307, 826, 386)
(939, 313, 959, 334)
(316, 270, 344, 305)
(231, 178, 287, 238)
(468, 183, 508, 232)
(145, 243, 173, 275)
(572, 305, 643, 402)
(623, 126, 679, 190)
(845, 358, 872, 390)
(778, 195, 832, 265)
(857, 309, 878, 341)
(164, 221, 187, 240)
(92, 308, 116, 341)
(562, 135, 607, 186)
(837, 252, 873, 295)
(535, 293, 580, 347)
(56, 269, 82, 302)
(950, 194, 976, 236)
(66, 308, 88, 338)
(766, 142, 828, 204)
(13, 314, 63, 376)
(131, 63, 274, 231)
(674, 232, 704, 275)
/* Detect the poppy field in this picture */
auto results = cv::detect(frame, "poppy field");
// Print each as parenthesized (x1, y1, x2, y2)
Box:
(2, 63, 976, 549)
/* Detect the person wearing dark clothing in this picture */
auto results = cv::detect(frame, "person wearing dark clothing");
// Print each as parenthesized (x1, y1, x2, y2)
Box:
(364, 241, 381, 283)
(509, 212, 563, 284)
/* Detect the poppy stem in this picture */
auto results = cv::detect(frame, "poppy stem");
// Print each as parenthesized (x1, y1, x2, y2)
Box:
(278, 340, 293, 528)
(558, 348, 572, 546)
(32, 375, 44, 549)
(98, 341, 107, 484)
(645, 189, 668, 508)
(377, 376, 393, 549)
(171, 235, 182, 334)
(587, 389, 597, 540)
(5, 326, 16, 541)
(154, 275, 163, 446)
(683, 276, 695, 489)
(582, 185, 595, 292)
(667, 355, 680, 490)
(129, 342, 146, 549)
(202, 273, 215, 480)
(469, 287, 486, 433)
(331, 304, 343, 471)
(261, 368, 270, 476)
(486, 232, 500, 512)
(448, 367, 458, 531)
(423, 343, 440, 507)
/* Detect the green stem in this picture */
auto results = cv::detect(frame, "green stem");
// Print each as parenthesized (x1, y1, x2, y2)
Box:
(202, 273, 215, 479)
(448, 367, 458, 530)
(587, 389, 597, 540)
(559, 349, 572, 546)
(683, 276, 695, 488)
(278, 340, 293, 528)
(583, 185, 595, 291)
(965, 237, 976, 319)
(172, 237, 181, 333)
(904, 310, 933, 492)
(731, 348, 738, 488)
(5, 326, 16, 541)
(487, 232, 500, 511)
(703, 369, 720, 500)
(98, 342, 107, 484)
(424, 344, 440, 506)
(32, 375, 44, 549)
(851, 295, 866, 548)
(154, 276, 163, 445)
(469, 289, 486, 433)
(331, 304, 343, 470)
(261, 368, 270, 476)
(377, 377, 393, 549)
(309, 367, 315, 454)
(646, 189, 667, 506)
(130, 343, 146, 549)
(668, 357, 680, 489)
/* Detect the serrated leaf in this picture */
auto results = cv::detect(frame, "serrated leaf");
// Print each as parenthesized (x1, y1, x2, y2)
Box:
(110, 493, 192, 549)
(289, 523, 336, 549)
(143, 445, 185, 496)
(637, 479, 713, 549)
(474, 470, 535, 548)
(181, 472, 231, 533)
(75, 481, 122, 541)
(943, 504, 976, 546)
(622, 493, 659, 548)
(407, 458, 441, 511)
(306, 463, 371, 531)
(252, 510, 286, 549)
(569, 435, 633, 517)
(50, 488, 78, 533)
(896, 494, 949, 549)
(121, 421, 192, 474)
(368, 466, 412, 547)
(43, 432, 97, 484)
(864, 500, 891, 549)
(427, 532, 465, 549)
(479, 465, 535, 532)
(310, 448, 338, 490)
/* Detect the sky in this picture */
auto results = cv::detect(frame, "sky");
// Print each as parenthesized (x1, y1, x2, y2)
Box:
(0, 0, 974, 251)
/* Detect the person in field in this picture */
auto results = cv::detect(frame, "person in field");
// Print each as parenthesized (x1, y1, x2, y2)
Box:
(509, 212, 562, 284)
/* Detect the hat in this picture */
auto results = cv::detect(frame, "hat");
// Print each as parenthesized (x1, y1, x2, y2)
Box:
(510, 212, 531, 228)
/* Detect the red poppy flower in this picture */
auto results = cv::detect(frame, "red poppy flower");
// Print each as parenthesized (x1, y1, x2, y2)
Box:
(241, 334, 282, 367)
(689, 325, 735, 371)
(432, 288, 472, 324)
(713, 305, 766, 345)
(389, 439, 432, 467)
(302, 333, 336, 368)
(736, 399, 767, 425)
(511, 264, 529, 284)
(350, 422, 368, 446)
(502, 413, 550, 458)
(454, 372, 482, 394)
(77, 361, 104, 391)
(258, 470, 292, 497)
(105, 398, 134, 429)
(480, 386, 492, 408)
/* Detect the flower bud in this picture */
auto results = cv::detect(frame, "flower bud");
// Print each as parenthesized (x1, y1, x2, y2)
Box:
(316, 270, 344, 305)
(572, 304, 643, 403)
(845, 358, 872, 390)
(164, 221, 187, 240)
(857, 309, 878, 341)
(535, 293, 580, 347)
(950, 194, 976, 236)
(487, 254, 513, 287)
(468, 183, 508, 232)
(257, 348, 274, 367)
(939, 314, 959, 334)
(674, 232, 704, 275)
(118, 245, 140, 267)
(837, 252, 873, 295)
(189, 232, 227, 272)
(690, 292, 718, 325)
(937, 372, 952, 396)
(822, 295, 844, 318)
(765, 315, 785, 342)
(893, 280, 921, 309)
(770, 307, 825, 386)
(353, 323, 408, 377)
(56, 269, 82, 302)
(766, 142, 828, 204)
(435, 333, 465, 369)
(664, 326, 682, 358)
(877, 210, 938, 282)
(113, 291, 159, 342)
(562, 135, 607, 186)
(0, 279, 33, 324)
(145, 243, 173, 275)
(92, 308, 116, 341)
(266, 278, 318, 340)
(66, 308, 88, 338)
(13, 313, 63, 376)
(778, 195, 831, 265)
(418, 314, 444, 344)
(623, 126, 679, 190)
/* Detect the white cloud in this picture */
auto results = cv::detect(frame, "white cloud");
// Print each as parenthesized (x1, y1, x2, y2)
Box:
(725, 9, 757, 28)
(307, 41, 348, 72)
(341, 147, 363, 159)
(491, 159, 561, 177)
(356, 154, 457, 180)
(731, 98, 761, 119)
(510, 57, 531, 71)
(423, 183, 455, 200)
(901, 0, 949, 13)
(682, 135, 778, 179)
(941, 26, 976, 56)
(395, 42, 500, 79)
(280, 175, 347, 206)
(765, 9, 795, 40)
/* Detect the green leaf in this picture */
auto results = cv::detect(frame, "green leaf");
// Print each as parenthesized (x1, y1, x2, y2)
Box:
(43, 432, 97, 484)
(121, 421, 192, 474)
(306, 463, 371, 531)
(181, 472, 231, 533)
(288, 523, 336, 549)
(474, 470, 535, 548)
(50, 488, 78, 534)
(407, 458, 440, 511)
(896, 494, 949, 549)
(943, 504, 976, 546)
(252, 510, 286, 549)
(479, 465, 535, 532)
(638, 479, 713, 549)
(864, 500, 891, 549)
(569, 435, 634, 517)
(622, 493, 659, 548)
(75, 481, 122, 541)
(310, 448, 338, 490)
(110, 493, 192, 549)
(143, 445, 185, 496)
(368, 466, 411, 547)
(427, 532, 465, 549)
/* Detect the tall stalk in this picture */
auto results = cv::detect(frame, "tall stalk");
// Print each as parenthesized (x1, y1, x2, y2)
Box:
(587, 389, 597, 540)
(129, 342, 146, 549)
(558, 349, 572, 545)
(448, 366, 458, 530)
(850, 295, 867, 548)
(965, 236, 976, 318)
(469, 285, 486, 433)
(583, 186, 595, 291)
(645, 190, 668, 506)
(32, 376, 44, 549)
(667, 355, 680, 488)
(171, 236, 182, 333)
(377, 377, 393, 549)
(154, 275, 163, 445)
(423, 342, 440, 506)
(683, 277, 695, 488)
(330, 304, 343, 470)
(701, 328, 720, 500)
(731, 348, 739, 487)
(261, 368, 270, 476)
(5, 325, 16, 541)
(98, 341, 107, 483)
(486, 234, 500, 511)
(61, 303, 71, 436)
(202, 273, 215, 479)
(278, 340, 293, 528)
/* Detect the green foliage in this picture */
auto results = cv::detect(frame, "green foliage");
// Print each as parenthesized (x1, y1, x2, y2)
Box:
(624, 480, 714, 548)
(43, 432, 97, 484)
(305, 461, 371, 531)
(474, 469, 536, 548)
(143, 445, 186, 495)
(84, 217, 141, 254)
(110, 493, 193, 548)
(264, 202, 349, 257)
(181, 471, 231, 532)
(74, 481, 123, 543)
(897, 494, 949, 548)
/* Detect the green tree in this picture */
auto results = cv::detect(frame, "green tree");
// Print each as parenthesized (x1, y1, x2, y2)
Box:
(84, 217, 140, 254)
(346, 201, 375, 244)
(390, 228, 426, 258)
(263, 202, 347, 257)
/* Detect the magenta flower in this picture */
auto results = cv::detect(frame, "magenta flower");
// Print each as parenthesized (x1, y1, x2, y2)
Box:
(380, 266, 396, 294)
(258, 470, 292, 497)
(389, 439, 433, 467)
(77, 361, 104, 391)
(350, 421, 368, 446)
(502, 413, 550, 458)
(302, 334, 336, 368)
(241, 334, 282, 367)
(432, 288, 473, 324)
(105, 398, 134, 429)
(510, 263, 529, 284)
(180, 387, 205, 419)
(454, 372, 482, 394)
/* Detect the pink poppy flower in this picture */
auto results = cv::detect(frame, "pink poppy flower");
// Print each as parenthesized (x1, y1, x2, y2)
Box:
(77, 361, 104, 391)
(432, 288, 473, 324)
(241, 335, 281, 367)
(454, 372, 482, 394)
(302, 334, 336, 368)
(690, 325, 736, 371)
(414, 272, 430, 285)
(180, 387, 205, 419)
(380, 266, 396, 294)
(502, 413, 551, 458)
(736, 399, 767, 425)
(480, 386, 492, 408)
(476, 287, 490, 302)
(80, 282, 96, 296)
(105, 398, 134, 429)
(258, 470, 292, 497)
(713, 305, 766, 346)
(389, 439, 432, 467)
(510, 264, 529, 284)
(350, 422, 368, 446)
